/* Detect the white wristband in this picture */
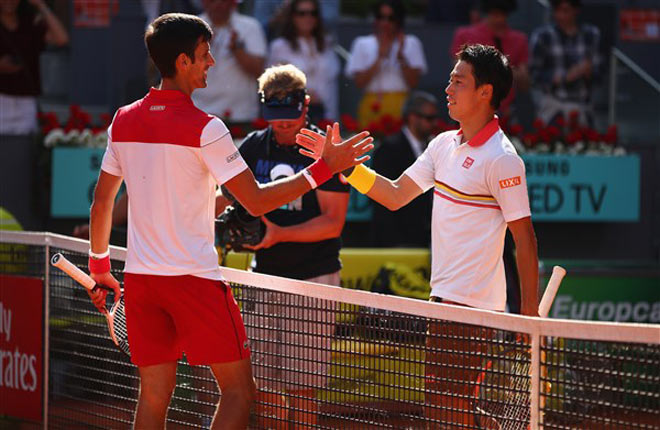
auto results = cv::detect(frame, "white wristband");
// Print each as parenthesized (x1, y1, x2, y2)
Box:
(89, 249, 110, 259)
(301, 168, 318, 189)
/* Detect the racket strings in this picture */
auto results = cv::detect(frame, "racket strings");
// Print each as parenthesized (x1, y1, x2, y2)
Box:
(109, 296, 131, 356)
(479, 350, 532, 430)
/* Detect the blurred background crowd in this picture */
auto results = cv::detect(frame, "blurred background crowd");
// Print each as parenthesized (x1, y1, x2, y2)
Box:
(0, 0, 658, 318)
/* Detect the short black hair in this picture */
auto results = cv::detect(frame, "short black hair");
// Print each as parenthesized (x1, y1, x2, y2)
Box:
(373, 0, 406, 28)
(480, 0, 517, 15)
(550, 0, 581, 8)
(402, 91, 438, 119)
(144, 13, 212, 78)
(456, 44, 513, 110)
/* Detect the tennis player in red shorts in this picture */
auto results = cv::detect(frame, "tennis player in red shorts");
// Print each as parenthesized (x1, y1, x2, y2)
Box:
(85, 13, 373, 429)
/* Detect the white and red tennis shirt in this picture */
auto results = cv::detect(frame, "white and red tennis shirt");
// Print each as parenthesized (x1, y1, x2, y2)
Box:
(404, 117, 531, 311)
(101, 88, 248, 279)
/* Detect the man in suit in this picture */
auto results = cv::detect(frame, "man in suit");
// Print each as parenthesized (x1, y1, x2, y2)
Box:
(371, 91, 438, 247)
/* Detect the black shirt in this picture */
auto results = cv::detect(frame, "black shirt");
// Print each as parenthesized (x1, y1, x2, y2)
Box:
(238, 124, 350, 279)
(0, 15, 46, 96)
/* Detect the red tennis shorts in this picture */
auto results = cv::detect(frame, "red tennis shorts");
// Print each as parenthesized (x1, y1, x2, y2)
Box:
(124, 273, 250, 367)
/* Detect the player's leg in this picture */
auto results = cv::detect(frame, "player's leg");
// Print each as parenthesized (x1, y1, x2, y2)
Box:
(124, 274, 183, 428)
(209, 357, 256, 429)
(134, 361, 178, 428)
(171, 276, 254, 428)
(425, 299, 489, 430)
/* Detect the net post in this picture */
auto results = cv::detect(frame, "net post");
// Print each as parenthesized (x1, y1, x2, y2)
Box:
(530, 328, 541, 430)
(42, 242, 50, 430)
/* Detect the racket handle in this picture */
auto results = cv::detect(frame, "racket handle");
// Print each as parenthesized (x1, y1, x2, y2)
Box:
(538, 265, 567, 318)
(51, 253, 97, 291)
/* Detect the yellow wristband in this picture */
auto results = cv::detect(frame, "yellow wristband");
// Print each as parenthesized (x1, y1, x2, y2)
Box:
(345, 164, 376, 194)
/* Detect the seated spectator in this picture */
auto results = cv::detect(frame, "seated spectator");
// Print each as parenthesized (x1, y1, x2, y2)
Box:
(530, 0, 600, 126)
(345, 0, 427, 128)
(450, 0, 529, 121)
(192, 0, 266, 122)
(268, 0, 340, 122)
(0, 0, 68, 135)
(371, 91, 437, 248)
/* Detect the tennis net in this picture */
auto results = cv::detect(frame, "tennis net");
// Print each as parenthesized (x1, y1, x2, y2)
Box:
(1, 232, 658, 430)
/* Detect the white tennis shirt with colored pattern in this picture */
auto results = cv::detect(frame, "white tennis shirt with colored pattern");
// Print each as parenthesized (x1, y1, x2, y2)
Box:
(404, 117, 531, 311)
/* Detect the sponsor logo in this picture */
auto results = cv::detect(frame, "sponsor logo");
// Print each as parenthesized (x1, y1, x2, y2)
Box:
(149, 105, 166, 111)
(226, 151, 240, 163)
(499, 176, 521, 189)
(462, 157, 474, 169)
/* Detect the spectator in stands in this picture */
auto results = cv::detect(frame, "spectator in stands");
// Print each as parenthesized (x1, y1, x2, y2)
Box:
(192, 0, 266, 122)
(345, 0, 427, 128)
(268, 0, 340, 122)
(450, 0, 529, 121)
(530, 0, 600, 126)
(371, 91, 437, 248)
(0, 0, 68, 135)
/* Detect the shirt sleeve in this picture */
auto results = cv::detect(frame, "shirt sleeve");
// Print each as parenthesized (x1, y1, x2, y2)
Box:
(402, 137, 438, 192)
(345, 37, 367, 77)
(487, 153, 531, 222)
(242, 18, 267, 57)
(404, 35, 427, 73)
(200, 118, 248, 185)
(101, 122, 122, 176)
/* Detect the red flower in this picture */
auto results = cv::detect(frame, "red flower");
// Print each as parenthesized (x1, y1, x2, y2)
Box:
(340, 114, 359, 132)
(250, 118, 268, 130)
(222, 109, 232, 119)
(229, 125, 246, 137)
(566, 130, 582, 145)
(100, 113, 112, 128)
(370, 101, 381, 113)
(532, 118, 545, 130)
(523, 133, 538, 147)
(556, 115, 566, 128)
(546, 125, 561, 139)
(509, 124, 523, 137)
(584, 128, 600, 142)
(367, 121, 383, 135)
(569, 110, 580, 122)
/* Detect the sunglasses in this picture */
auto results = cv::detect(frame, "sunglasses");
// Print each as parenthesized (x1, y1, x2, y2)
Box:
(375, 13, 397, 22)
(260, 89, 307, 107)
(295, 9, 319, 17)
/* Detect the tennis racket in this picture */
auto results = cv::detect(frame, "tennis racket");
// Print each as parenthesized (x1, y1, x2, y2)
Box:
(51, 253, 130, 357)
(474, 265, 567, 430)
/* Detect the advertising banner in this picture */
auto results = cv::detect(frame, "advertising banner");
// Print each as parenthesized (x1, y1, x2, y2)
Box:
(0, 275, 44, 422)
(523, 154, 640, 222)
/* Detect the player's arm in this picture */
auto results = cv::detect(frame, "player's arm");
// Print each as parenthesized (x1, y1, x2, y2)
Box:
(297, 124, 424, 210)
(248, 190, 349, 250)
(90, 171, 123, 255)
(507, 216, 539, 317)
(359, 170, 423, 211)
(209, 127, 373, 216)
(88, 170, 122, 309)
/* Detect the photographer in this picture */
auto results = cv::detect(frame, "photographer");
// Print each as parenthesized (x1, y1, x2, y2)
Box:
(224, 64, 349, 429)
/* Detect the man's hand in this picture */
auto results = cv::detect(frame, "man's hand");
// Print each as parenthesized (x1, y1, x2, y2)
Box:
(88, 271, 121, 313)
(297, 122, 343, 160)
(243, 216, 280, 251)
(297, 123, 373, 173)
